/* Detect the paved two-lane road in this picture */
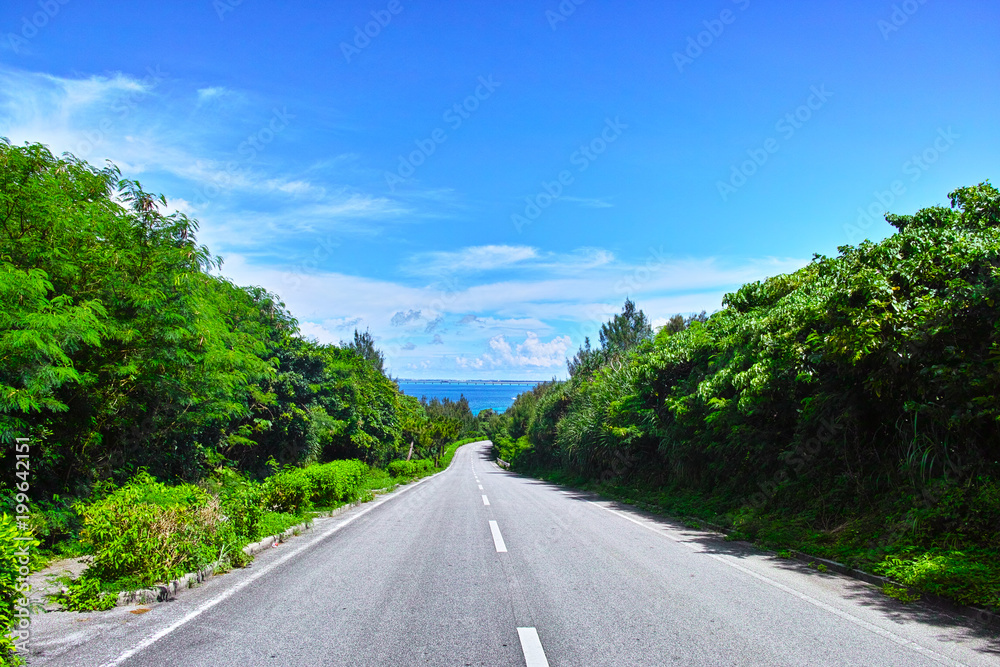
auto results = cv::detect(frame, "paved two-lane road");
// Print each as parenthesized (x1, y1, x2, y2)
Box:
(30, 441, 999, 666)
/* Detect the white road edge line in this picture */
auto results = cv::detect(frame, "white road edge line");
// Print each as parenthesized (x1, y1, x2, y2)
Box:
(517, 627, 550, 667)
(489, 519, 507, 553)
(591, 502, 968, 667)
(99, 473, 440, 667)
(482, 495, 490, 506)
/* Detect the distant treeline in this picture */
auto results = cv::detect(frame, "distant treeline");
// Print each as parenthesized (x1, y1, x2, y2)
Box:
(484, 182, 1000, 610)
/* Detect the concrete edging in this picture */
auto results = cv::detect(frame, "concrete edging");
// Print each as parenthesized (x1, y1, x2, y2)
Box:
(113, 500, 367, 607)
(514, 464, 1000, 631)
(660, 512, 1000, 631)
(106, 446, 470, 609)
(787, 550, 1000, 630)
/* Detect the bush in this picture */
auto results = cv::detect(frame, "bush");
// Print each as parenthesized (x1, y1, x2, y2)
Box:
(387, 459, 433, 479)
(77, 473, 224, 585)
(56, 576, 117, 612)
(260, 468, 313, 515)
(302, 460, 367, 506)
(875, 549, 1000, 609)
(497, 436, 533, 468)
(217, 471, 265, 543)
(255, 511, 305, 540)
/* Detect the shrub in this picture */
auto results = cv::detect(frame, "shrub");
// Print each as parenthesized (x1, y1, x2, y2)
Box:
(77, 473, 224, 585)
(56, 576, 117, 612)
(387, 459, 433, 479)
(875, 550, 1000, 609)
(217, 473, 264, 543)
(260, 468, 313, 515)
(302, 460, 367, 506)
(255, 511, 304, 540)
(386, 460, 410, 478)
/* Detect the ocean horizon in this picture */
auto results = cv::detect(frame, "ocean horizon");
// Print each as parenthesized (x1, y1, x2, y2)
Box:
(396, 379, 547, 415)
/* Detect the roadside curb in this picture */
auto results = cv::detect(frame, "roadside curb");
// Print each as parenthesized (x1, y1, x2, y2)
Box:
(516, 464, 1000, 631)
(676, 513, 1000, 630)
(112, 501, 366, 607)
(659, 511, 1000, 631)
(105, 452, 476, 609)
(785, 551, 1000, 630)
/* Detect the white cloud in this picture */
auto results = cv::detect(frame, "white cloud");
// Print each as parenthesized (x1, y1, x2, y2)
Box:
(0, 64, 415, 256)
(407, 245, 538, 276)
(216, 251, 809, 378)
(458, 332, 572, 369)
(196, 86, 231, 102)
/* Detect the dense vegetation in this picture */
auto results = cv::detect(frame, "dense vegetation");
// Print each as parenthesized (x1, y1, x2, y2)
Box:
(488, 182, 1000, 612)
(0, 141, 486, 661)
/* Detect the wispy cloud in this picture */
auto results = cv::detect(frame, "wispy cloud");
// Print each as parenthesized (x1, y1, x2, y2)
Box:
(0, 64, 420, 256)
(561, 196, 614, 208)
(406, 245, 539, 276)
(404, 245, 617, 277)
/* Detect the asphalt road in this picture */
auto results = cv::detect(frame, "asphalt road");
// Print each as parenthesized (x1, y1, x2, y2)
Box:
(28, 441, 999, 666)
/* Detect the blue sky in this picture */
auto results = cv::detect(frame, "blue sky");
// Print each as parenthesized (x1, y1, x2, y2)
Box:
(1, 0, 997, 379)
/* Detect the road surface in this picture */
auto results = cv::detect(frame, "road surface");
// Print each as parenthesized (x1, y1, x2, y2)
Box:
(28, 441, 999, 666)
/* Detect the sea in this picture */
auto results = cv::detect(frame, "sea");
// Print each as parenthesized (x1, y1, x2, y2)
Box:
(396, 381, 542, 415)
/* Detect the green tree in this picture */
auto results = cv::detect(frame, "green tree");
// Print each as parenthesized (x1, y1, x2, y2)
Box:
(599, 298, 652, 355)
(344, 328, 386, 375)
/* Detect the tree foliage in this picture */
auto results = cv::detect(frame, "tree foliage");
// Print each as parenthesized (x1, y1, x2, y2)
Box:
(496, 182, 1000, 608)
(0, 141, 436, 498)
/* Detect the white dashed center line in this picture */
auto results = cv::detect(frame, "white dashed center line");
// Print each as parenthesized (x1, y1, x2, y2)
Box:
(489, 520, 507, 552)
(517, 627, 550, 667)
(482, 495, 490, 506)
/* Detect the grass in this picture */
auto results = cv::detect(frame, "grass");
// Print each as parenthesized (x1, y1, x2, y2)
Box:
(255, 511, 307, 540)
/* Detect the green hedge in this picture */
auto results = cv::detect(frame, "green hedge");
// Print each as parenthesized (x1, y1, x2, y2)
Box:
(303, 460, 367, 506)
(260, 468, 314, 515)
(386, 459, 434, 478)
